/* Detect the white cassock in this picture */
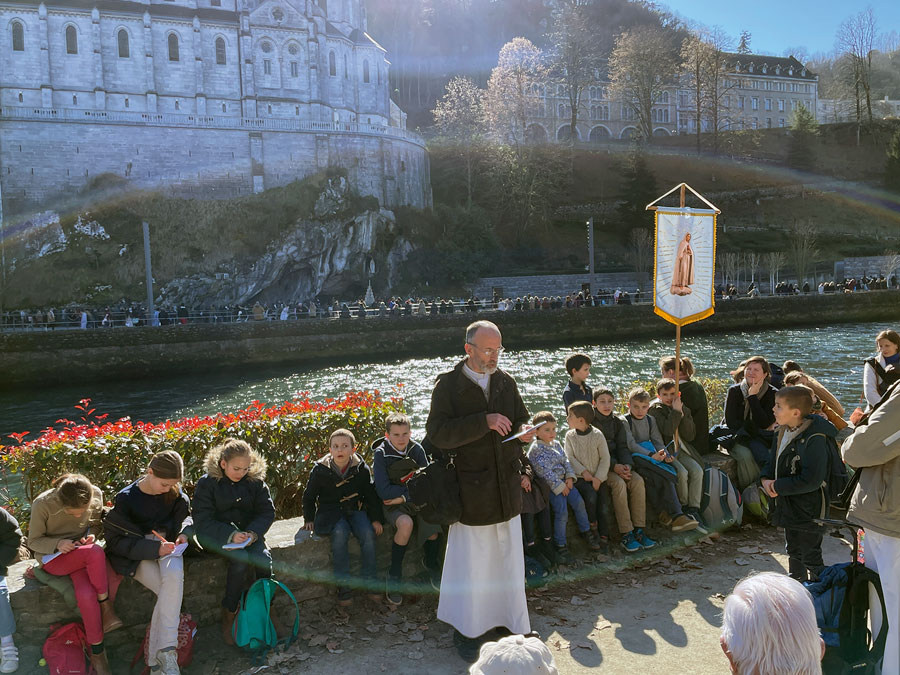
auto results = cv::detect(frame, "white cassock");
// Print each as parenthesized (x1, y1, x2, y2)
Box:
(437, 515, 530, 638)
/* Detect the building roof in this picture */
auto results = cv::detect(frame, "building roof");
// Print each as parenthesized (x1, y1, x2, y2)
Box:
(724, 53, 817, 80)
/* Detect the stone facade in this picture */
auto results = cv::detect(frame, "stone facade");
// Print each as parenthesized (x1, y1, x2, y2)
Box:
(0, 0, 432, 213)
(525, 52, 819, 144)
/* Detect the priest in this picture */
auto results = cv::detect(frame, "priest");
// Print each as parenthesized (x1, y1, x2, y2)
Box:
(426, 320, 538, 662)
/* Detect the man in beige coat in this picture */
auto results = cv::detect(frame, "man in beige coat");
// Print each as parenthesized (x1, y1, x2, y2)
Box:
(842, 382, 900, 675)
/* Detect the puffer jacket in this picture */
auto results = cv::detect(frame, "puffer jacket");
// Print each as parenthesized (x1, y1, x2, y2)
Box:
(301, 453, 383, 534)
(193, 450, 275, 550)
(425, 358, 530, 526)
(843, 383, 900, 538)
(761, 415, 835, 529)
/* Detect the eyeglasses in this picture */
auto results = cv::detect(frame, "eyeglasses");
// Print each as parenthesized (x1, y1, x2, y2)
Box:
(467, 343, 505, 357)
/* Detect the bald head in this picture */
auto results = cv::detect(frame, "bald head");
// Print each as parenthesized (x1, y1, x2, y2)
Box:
(466, 320, 501, 344)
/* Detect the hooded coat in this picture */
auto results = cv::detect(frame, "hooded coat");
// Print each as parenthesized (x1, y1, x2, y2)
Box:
(301, 453, 383, 535)
(192, 450, 275, 550)
(761, 415, 836, 529)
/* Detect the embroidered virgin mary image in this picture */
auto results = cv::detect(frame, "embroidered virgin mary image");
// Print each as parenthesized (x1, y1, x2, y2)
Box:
(670, 232, 695, 296)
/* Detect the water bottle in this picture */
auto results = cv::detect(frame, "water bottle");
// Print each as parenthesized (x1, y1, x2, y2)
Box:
(857, 528, 866, 565)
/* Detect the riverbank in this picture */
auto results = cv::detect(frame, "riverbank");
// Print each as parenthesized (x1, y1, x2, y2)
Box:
(2, 291, 898, 389)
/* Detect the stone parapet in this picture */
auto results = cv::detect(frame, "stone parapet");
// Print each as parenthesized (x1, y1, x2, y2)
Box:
(2, 290, 899, 389)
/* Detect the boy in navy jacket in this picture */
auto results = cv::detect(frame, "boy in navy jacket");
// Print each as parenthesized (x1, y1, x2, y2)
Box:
(372, 413, 442, 605)
(761, 385, 835, 582)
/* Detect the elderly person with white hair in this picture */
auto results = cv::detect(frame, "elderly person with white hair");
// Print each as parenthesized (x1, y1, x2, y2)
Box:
(720, 572, 824, 675)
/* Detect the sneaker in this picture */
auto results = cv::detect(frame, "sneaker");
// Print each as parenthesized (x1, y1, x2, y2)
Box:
(155, 648, 180, 675)
(658, 510, 673, 527)
(597, 535, 610, 555)
(686, 511, 709, 535)
(633, 528, 656, 550)
(671, 515, 700, 532)
(583, 530, 602, 551)
(621, 531, 641, 553)
(337, 587, 353, 606)
(555, 546, 576, 565)
(0, 644, 18, 674)
(385, 576, 403, 606)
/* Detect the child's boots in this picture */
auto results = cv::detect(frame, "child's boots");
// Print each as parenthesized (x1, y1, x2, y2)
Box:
(221, 608, 237, 645)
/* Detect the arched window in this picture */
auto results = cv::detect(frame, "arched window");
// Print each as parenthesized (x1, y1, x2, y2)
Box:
(65, 25, 77, 54)
(215, 37, 226, 65)
(329, 50, 335, 76)
(343, 54, 348, 78)
(117, 29, 129, 58)
(363, 59, 369, 83)
(11, 20, 24, 51)
(168, 33, 179, 62)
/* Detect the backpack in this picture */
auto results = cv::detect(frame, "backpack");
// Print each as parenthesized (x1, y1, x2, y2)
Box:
(822, 434, 849, 507)
(865, 357, 900, 396)
(700, 466, 743, 530)
(133, 613, 197, 675)
(741, 484, 770, 521)
(43, 622, 88, 675)
(807, 560, 888, 671)
(233, 578, 300, 655)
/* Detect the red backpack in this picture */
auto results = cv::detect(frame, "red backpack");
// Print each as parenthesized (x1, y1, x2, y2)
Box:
(42, 622, 90, 675)
(132, 613, 197, 675)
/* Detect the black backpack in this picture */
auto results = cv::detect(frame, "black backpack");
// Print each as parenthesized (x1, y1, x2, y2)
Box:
(821, 433, 850, 507)
(865, 357, 900, 396)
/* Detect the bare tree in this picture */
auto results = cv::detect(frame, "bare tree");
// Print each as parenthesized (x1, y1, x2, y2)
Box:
(747, 252, 761, 285)
(879, 250, 900, 279)
(609, 25, 679, 141)
(485, 38, 548, 148)
(766, 251, 787, 294)
(433, 76, 485, 211)
(836, 8, 877, 130)
(787, 220, 819, 288)
(547, 0, 607, 147)
(628, 228, 653, 288)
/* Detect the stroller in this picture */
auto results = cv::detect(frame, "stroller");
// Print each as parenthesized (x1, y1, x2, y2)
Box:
(807, 520, 888, 675)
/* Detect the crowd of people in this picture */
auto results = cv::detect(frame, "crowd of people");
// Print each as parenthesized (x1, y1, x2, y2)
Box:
(0, 322, 898, 674)
(4, 275, 898, 333)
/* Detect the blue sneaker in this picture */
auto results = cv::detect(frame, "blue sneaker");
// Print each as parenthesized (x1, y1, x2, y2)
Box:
(634, 528, 656, 550)
(621, 531, 641, 553)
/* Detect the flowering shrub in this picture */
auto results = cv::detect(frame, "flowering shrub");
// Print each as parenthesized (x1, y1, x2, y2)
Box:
(1, 391, 404, 532)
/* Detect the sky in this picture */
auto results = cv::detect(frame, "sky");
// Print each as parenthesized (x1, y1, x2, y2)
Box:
(661, 0, 900, 60)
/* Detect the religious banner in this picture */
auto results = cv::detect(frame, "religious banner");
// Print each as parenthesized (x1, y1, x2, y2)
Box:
(652, 206, 717, 327)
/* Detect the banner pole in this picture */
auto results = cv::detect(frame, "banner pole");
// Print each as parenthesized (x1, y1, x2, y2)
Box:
(673, 185, 685, 454)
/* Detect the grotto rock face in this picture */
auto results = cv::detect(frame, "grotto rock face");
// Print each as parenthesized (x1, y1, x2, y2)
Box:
(157, 179, 406, 307)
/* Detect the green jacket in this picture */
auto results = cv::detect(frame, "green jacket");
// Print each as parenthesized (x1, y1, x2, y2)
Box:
(842, 384, 900, 538)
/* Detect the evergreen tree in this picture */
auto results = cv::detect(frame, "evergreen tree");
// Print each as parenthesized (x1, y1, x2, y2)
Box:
(737, 30, 751, 54)
(886, 129, 900, 193)
(617, 150, 658, 229)
(787, 103, 818, 171)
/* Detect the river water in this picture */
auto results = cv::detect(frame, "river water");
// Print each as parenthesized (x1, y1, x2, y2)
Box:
(1, 321, 892, 440)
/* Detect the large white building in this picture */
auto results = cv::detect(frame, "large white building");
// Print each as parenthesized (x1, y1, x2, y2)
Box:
(524, 53, 819, 143)
(0, 0, 432, 214)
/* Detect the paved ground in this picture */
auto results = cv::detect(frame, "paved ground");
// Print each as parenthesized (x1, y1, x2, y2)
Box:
(12, 523, 853, 674)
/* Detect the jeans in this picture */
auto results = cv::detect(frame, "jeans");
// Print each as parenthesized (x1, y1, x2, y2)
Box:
(521, 507, 552, 546)
(222, 539, 273, 612)
(784, 527, 824, 582)
(573, 478, 611, 538)
(330, 510, 377, 584)
(548, 489, 590, 547)
(42, 544, 109, 644)
(0, 577, 14, 638)
(134, 552, 184, 659)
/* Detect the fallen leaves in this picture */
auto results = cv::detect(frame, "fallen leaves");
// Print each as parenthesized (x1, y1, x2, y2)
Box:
(570, 596, 586, 606)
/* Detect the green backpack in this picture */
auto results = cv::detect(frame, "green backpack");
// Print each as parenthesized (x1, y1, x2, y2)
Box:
(232, 578, 300, 655)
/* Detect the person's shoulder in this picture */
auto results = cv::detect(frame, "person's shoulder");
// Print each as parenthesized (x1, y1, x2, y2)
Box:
(31, 488, 57, 508)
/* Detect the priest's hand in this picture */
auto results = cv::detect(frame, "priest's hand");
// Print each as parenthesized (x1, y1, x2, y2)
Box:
(486, 413, 512, 436)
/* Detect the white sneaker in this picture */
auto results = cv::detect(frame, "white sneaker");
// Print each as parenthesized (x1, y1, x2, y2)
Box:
(155, 648, 180, 675)
(0, 644, 18, 673)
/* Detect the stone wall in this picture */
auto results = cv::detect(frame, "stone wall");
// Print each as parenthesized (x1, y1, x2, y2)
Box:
(2, 291, 899, 389)
(0, 116, 432, 213)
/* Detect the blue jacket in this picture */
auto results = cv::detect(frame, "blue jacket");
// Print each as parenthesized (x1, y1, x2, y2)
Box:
(562, 380, 593, 411)
(527, 439, 575, 495)
(372, 438, 429, 502)
(761, 415, 836, 529)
